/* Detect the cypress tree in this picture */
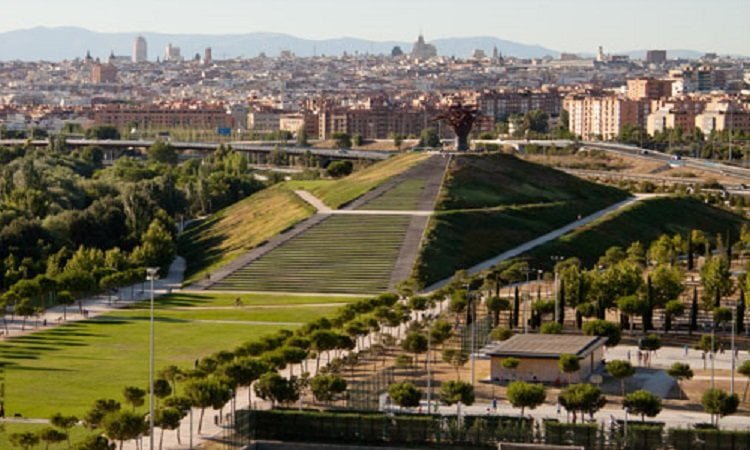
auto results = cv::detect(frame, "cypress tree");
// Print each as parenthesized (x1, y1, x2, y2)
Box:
(687, 231, 694, 271)
(690, 286, 698, 334)
(557, 280, 566, 325)
(513, 286, 520, 329)
(737, 289, 745, 335)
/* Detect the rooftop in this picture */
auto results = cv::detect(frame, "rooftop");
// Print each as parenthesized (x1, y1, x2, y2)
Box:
(480, 334, 607, 359)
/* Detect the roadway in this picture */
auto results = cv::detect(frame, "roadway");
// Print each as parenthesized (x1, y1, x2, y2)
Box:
(0, 138, 391, 161)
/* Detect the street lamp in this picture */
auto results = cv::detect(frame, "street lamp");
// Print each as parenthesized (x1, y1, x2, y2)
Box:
(146, 267, 159, 450)
(551, 256, 565, 324)
(730, 301, 737, 395)
(422, 313, 435, 414)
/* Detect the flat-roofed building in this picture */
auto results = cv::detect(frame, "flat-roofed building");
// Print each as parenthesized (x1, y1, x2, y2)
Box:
(481, 334, 607, 383)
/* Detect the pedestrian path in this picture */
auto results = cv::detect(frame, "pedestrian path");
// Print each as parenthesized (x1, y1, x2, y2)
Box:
(0, 257, 186, 339)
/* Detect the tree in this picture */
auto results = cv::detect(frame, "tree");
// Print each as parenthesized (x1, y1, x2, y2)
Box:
(664, 300, 685, 333)
(220, 358, 269, 407)
(184, 378, 231, 434)
(38, 427, 67, 450)
(56, 290, 76, 321)
(442, 349, 469, 380)
(151, 379, 172, 407)
(558, 354, 580, 384)
(582, 320, 621, 346)
(700, 257, 733, 309)
(639, 334, 661, 353)
(310, 330, 339, 372)
(501, 357, 521, 379)
(650, 264, 684, 308)
(667, 362, 694, 400)
(388, 381, 422, 408)
(310, 374, 347, 403)
(486, 297, 510, 327)
(523, 109, 549, 134)
(440, 380, 475, 417)
(702, 388, 739, 427)
(540, 322, 563, 334)
(147, 141, 178, 165)
(122, 386, 146, 410)
(332, 132, 352, 149)
(401, 331, 428, 368)
(506, 381, 546, 415)
(9, 432, 40, 450)
(14, 298, 34, 331)
(623, 390, 662, 422)
(558, 383, 606, 423)
(419, 128, 441, 148)
(157, 365, 183, 395)
(738, 360, 750, 402)
(490, 326, 513, 341)
(72, 435, 115, 450)
(154, 407, 182, 450)
(130, 219, 175, 272)
(606, 360, 635, 396)
(162, 396, 191, 445)
(50, 413, 78, 447)
(326, 160, 353, 178)
(86, 125, 120, 140)
(617, 295, 648, 333)
(83, 399, 121, 429)
(102, 410, 146, 450)
(253, 372, 300, 408)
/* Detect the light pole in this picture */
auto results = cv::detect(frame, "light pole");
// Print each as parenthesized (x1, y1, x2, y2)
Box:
(146, 267, 159, 450)
(731, 302, 736, 395)
(551, 256, 565, 324)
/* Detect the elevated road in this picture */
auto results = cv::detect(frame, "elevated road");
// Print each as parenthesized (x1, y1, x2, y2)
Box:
(0, 138, 391, 161)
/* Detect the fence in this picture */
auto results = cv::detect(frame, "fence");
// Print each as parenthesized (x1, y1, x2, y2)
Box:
(346, 366, 395, 410)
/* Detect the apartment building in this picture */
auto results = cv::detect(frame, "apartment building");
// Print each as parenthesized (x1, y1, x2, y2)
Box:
(475, 89, 562, 121)
(93, 104, 233, 130)
(563, 94, 645, 140)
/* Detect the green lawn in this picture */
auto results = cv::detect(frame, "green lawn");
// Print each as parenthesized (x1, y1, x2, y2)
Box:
(357, 178, 427, 211)
(522, 196, 748, 270)
(151, 292, 358, 309)
(0, 293, 355, 419)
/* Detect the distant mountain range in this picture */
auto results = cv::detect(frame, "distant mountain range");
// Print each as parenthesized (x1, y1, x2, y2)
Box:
(0, 26, 720, 62)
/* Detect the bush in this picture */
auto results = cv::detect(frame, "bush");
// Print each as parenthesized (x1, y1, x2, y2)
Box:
(540, 322, 563, 334)
(326, 160, 353, 178)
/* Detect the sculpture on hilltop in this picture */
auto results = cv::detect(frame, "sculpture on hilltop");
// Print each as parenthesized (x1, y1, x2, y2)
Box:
(435, 102, 480, 151)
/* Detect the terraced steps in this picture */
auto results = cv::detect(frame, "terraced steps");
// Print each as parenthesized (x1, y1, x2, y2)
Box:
(211, 215, 412, 294)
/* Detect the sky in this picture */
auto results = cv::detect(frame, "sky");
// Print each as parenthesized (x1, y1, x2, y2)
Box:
(0, 0, 748, 54)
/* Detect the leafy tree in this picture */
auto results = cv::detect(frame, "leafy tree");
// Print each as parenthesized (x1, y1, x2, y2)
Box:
(253, 372, 300, 408)
(86, 125, 120, 140)
(102, 410, 146, 450)
(664, 300, 685, 333)
(440, 380, 475, 417)
(540, 322, 563, 334)
(220, 358, 269, 406)
(506, 381, 546, 415)
(50, 413, 78, 447)
(147, 141, 178, 165)
(401, 331, 428, 367)
(558, 354, 580, 383)
(738, 360, 750, 402)
(14, 298, 34, 331)
(130, 219, 175, 272)
(486, 296, 510, 327)
(9, 432, 40, 450)
(623, 390, 662, 422)
(639, 334, 661, 353)
(558, 383, 606, 423)
(702, 388, 739, 427)
(385, 382, 423, 412)
(522, 109, 549, 134)
(310, 374, 347, 403)
(184, 378, 231, 434)
(650, 264, 684, 307)
(310, 329, 339, 372)
(429, 320, 453, 346)
(617, 295, 648, 332)
(582, 320, 621, 346)
(38, 427, 67, 450)
(154, 407, 182, 450)
(490, 326, 513, 341)
(162, 397, 191, 445)
(667, 362, 694, 399)
(442, 348, 469, 380)
(606, 360, 635, 396)
(700, 257, 733, 309)
(122, 386, 146, 410)
(72, 435, 115, 450)
(419, 128, 441, 148)
(83, 399, 121, 429)
(157, 365, 183, 395)
(326, 160, 353, 178)
(332, 132, 352, 149)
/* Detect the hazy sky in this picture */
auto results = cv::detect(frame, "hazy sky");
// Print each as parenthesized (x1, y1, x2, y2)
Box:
(1, 0, 748, 54)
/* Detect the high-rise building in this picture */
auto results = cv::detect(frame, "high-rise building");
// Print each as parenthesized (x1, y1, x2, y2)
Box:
(646, 50, 667, 65)
(626, 78, 674, 101)
(132, 36, 147, 63)
(164, 43, 182, 62)
(203, 47, 212, 65)
(563, 94, 647, 140)
(91, 63, 118, 84)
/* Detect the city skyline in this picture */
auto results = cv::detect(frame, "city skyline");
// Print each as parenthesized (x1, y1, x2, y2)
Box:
(0, 0, 748, 55)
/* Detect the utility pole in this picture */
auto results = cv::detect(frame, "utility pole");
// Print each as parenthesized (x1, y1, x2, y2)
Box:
(146, 267, 159, 450)
(731, 304, 736, 395)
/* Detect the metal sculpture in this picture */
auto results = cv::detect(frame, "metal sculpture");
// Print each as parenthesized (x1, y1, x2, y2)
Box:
(435, 102, 480, 151)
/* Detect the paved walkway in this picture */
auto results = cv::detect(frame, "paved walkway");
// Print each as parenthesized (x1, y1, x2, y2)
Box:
(423, 194, 662, 292)
(0, 257, 186, 338)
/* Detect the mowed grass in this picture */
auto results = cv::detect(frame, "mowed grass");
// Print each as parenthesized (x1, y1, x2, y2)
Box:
(178, 185, 315, 285)
(438, 153, 627, 210)
(357, 178, 427, 211)
(289, 152, 429, 208)
(414, 153, 630, 286)
(153, 292, 359, 309)
(212, 214, 412, 294)
(522, 196, 748, 269)
(0, 293, 355, 419)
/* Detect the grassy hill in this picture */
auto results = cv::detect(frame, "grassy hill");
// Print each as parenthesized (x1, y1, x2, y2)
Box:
(414, 153, 629, 287)
(288, 152, 428, 208)
(179, 185, 316, 285)
(179, 153, 427, 285)
(522, 196, 748, 269)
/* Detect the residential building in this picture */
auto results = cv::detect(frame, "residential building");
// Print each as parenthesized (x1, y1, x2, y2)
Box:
(646, 50, 667, 64)
(646, 98, 705, 135)
(695, 98, 750, 134)
(626, 78, 674, 101)
(564, 94, 646, 140)
(164, 43, 182, 62)
(475, 88, 562, 121)
(247, 109, 282, 132)
(93, 103, 233, 131)
(91, 63, 117, 84)
(279, 112, 319, 138)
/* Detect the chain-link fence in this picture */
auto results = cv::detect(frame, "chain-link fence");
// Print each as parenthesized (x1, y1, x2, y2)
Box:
(345, 366, 395, 410)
